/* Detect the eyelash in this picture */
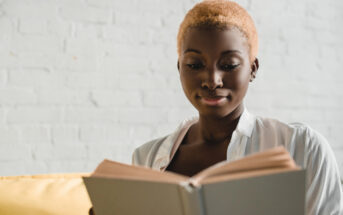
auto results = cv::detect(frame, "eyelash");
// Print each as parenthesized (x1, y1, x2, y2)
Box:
(221, 64, 239, 71)
(186, 63, 204, 70)
(186, 64, 239, 71)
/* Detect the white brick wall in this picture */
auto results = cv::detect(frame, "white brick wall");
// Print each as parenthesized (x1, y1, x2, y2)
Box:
(0, 0, 342, 178)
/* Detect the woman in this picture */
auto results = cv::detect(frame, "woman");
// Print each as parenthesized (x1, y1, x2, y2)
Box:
(132, 0, 342, 214)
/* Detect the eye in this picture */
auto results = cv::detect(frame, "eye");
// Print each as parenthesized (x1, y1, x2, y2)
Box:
(220, 64, 239, 71)
(186, 63, 204, 70)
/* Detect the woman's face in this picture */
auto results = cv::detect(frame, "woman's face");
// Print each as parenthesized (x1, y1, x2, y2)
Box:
(178, 27, 258, 118)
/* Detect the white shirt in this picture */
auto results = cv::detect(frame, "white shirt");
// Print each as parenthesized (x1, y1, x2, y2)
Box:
(132, 108, 343, 215)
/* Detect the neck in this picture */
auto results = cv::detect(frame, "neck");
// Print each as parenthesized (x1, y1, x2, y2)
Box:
(196, 104, 244, 143)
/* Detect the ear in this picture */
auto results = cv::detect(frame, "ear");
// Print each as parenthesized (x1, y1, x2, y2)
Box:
(177, 60, 180, 73)
(250, 58, 259, 82)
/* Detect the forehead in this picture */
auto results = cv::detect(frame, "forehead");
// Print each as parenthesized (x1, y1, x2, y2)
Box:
(181, 27, 249, 57)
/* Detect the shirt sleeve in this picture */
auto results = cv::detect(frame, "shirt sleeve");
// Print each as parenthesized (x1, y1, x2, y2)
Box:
(131, 148, 138, 165)
(304, 128, 343, 215)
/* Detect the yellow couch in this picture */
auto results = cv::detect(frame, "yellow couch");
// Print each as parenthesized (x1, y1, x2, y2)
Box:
(0, 173, 92, 215)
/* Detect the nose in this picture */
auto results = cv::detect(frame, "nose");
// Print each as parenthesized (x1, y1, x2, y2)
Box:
(201, 67, 223, 90)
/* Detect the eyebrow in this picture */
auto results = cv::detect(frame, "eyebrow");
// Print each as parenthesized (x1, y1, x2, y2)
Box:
(183, 49, 242, 55)
(183, 48, 201, 54)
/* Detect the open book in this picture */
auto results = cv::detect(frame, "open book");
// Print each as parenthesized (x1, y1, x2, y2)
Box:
(83, 147, 305, 215)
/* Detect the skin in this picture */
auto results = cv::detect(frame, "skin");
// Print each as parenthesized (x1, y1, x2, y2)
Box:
(166, 27, 259, 177)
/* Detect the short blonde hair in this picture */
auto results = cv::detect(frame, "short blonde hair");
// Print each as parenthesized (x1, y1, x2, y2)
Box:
(177, 0, 258, 61)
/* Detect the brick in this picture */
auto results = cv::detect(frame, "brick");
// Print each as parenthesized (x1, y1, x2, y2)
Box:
(10, 35, 63, 53)
(66, 72, 119, 89)
(114, 11, 162, 27)
(99, 124, 154, 144)
(85, 0, 113, 8)
(331, 148, 343, 179)
(37, 88, 90, 106)
(0, 108, 4, 124)
(167, 75, 183, 91)
(23, 161, 49, 175)
(0, 126, 20, 145)
(151, 27, 178, 45)
(150, 59, 178, 75)
(64, 108, 118, 124)
(127, 125, 153, 142)
(45, 160, 89, 173)
(245, 90, 273, 109)
(118, 74, 168, 90)
(143, 90, 190, 107)
(0, 17, 14, 35)
(110, 0, 142, 12)
(51, 125, 79, 144)
(96, 42, 146, 57)
(14, 52, 96, 72)
(57, 54, 98, 73)
(116, 107, 169, 124)
(306, 2, 336, 20)
(0, 128, 30, 162)
(7, 107, 62, 124)
(31, 142, 87, 160)
(329, 125, 343, 148)
(8, 52, 56, 68)
(80, 125, 107, 143)
(20, 125, 50, 144)
(74, 23, 102, 38)
(103, 25, 155, 44)
(59, 4, 110, 24)
(0, 69, 6, 86)
(250, 0, 287, 20)
(47, 19, 72, 37)
(19, 18, 47, 34)
(90, 90, 142, 107)
(0, 144, 31, 161)
(65, 37, 97, 56)
(99, 54, 150, 75)
(323, 110, 343, 123)
(2, 0, 58, 19)
(8, 68, 67, 89)
(88, 143, 127, 161)
(105, 125, 131, 143)
(313, 30, 342, 46)
(0, 87, 36, 105)
(0, 36, 11, 56)
(0, 161, 30, 176)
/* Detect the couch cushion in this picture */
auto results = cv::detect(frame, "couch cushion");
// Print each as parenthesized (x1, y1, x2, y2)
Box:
(0, 173, 92, 215)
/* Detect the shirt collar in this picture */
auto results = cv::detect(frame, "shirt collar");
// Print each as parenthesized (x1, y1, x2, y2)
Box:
(235, 107, 256, 138)
(151, 108, 256, 170)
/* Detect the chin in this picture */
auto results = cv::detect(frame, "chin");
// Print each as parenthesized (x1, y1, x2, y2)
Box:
(197, 107, 234, 119)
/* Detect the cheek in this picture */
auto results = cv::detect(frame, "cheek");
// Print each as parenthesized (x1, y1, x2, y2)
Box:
(224, 71, 251, 91)
(180, 72, 198, 92)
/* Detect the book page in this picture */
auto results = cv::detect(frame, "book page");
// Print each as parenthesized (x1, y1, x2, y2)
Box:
(190, 146, 298, 185)
(92, 159, 187, 184)
(198, 168, 299, 185)
(90, 147, 299, 186)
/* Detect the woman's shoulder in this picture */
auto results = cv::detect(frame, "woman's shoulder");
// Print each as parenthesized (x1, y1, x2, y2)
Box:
(254, 115, 334, 167)
(255, 115, 310, 132)
(132, 117, 198, 168)
(131, 135, 171, 167)
(254, 115, 325, 143)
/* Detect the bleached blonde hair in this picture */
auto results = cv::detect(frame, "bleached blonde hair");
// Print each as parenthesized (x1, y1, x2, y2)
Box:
(177, 0, 258, 61)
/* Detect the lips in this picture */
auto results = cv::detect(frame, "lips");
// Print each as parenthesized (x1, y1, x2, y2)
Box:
(200, 96, 227, 106)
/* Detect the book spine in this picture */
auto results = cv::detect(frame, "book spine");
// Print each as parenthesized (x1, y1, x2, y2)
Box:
(178, 182, 206, 215)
